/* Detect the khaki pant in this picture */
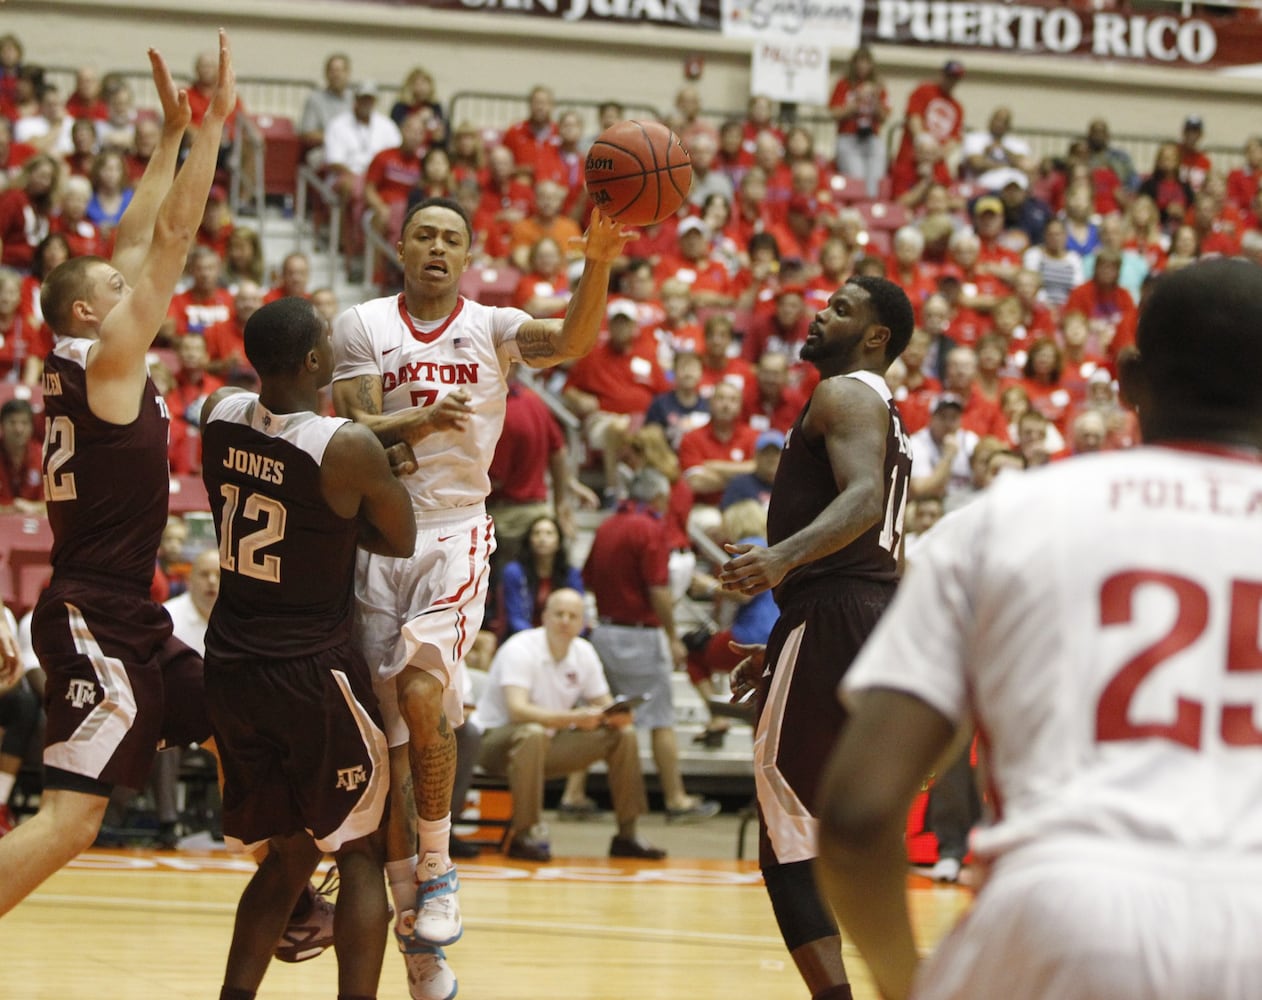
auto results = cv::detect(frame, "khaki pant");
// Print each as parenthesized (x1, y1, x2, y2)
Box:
(478, 722, 647, 835)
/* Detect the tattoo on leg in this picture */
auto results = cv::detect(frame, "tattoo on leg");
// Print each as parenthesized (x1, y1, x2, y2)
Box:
(412, 712, 457, 821)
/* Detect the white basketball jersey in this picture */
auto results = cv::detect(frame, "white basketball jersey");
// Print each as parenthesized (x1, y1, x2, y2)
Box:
(845, 445, 1262, 859)
(333, 294, 529, 512)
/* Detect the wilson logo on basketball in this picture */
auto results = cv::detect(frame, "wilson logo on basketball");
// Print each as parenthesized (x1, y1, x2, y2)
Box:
(336, 765, 368, 791)
(586, 155, 614, 172)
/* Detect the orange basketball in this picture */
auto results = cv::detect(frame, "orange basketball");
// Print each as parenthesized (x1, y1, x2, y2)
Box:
(584, 120, 693, 226)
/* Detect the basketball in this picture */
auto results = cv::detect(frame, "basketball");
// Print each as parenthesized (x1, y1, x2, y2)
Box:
(584, 120, 692, 226)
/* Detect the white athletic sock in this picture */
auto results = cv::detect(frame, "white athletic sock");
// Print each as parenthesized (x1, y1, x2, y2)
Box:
(0, 771, 14, 805)
(417, 815, 452, 871)
(386, 856, 419, 917)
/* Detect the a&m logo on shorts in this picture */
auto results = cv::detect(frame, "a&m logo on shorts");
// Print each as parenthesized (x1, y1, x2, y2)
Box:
(66, 679, 96, 709)
(336, 765, 368, 792)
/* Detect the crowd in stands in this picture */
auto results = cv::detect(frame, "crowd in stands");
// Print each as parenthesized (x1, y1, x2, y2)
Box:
(2, 23, 1262, 839)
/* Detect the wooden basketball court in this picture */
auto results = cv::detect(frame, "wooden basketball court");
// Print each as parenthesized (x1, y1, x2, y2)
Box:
(5, 848, 971, 999)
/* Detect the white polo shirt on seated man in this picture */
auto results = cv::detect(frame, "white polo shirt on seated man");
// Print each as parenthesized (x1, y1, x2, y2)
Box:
(475, 588, 664, 864)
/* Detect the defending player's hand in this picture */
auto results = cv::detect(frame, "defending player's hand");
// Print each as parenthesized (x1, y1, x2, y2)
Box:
(728, 642, 766, 703)
(399, 389, 473, 443)
(573, 210, 637, 263)
(147, 47, 191, 134)
(208, 29, 237, 122)
(718, 541, 790, 596)
(385, 441, 418, 477)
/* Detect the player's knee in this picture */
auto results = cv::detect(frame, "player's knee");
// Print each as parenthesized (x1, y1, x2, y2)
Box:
(763, 860, 838, 952)
(398, 670, 443, 726)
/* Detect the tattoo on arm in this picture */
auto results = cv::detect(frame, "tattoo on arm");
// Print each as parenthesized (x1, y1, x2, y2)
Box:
(356, 375, 382, 415)
(516, 325, 559, 363)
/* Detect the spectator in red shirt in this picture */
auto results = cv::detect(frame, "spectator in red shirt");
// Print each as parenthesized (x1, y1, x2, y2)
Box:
(20, 231, 68, 339)
(1019, 336, 1072, 432)
(888, 225, 937, 309)
(164, 246, 233, 340)
(1062, 248, 1138, 361)
(0, 153, 57, 270)
(742, 284, 810, 365)
(223, 225, 264, 290)
(364, 110, 428, 234)
(766, 194, 828, 266)
(671, 84, 719, 152)
(475, 144, 535, 261)
(65, 65, 108, 122)
(655, 217, 735, 308)
(0, 399, 43, 513)
(1187, 190, 1242, 258)
(829, 45, 890, 199)
(165, 333, 225, 475)
(939, 345, 1010, 440)
(195, 185, 234, 261)
(890, 60, 965, 199)
(488, 369, 587, 562)
(697, 312, 754, 398)
(204, 279, 262, 381)
(726, 167, 773, 253)
(500, 85, 558, 183)
(972, 195, 1023, 285)
(0, 266, 47, 386)
(894, 327, 942, 431)
(715, 119, 755, 190)
(563, 302, 670, 500)
(51, 175, 103, 259)
(509, 179, 582, 272)
(512, 236, 571, 319)
(678, 380, 759, 507)
(1139, 142, 1195, 232)
(742, 350, 806, 434)
(1227, 136, 1262, 211)
(62, 118, 98, 180)
(1012, 268, 1058, 339)
(1177, 115, 1212, 192)
(641, 277, 703, 369)
(533, 109, 587, 219)
(263, 251, 311, 304)
(750, 131, 794, 221)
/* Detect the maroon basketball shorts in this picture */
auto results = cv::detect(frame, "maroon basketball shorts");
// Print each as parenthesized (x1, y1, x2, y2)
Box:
(205, 644, 388, 853)
(33, 578, 207, 793)
(754, 577, 897, 869)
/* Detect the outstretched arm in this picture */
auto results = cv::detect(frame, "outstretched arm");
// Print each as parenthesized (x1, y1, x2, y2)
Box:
(515, 210, 635, 368)
(321, 422, 417, 558)
(110, 47, 191, 283)
(331, 375, 473, 447)
(95, 31, 237, 387)
(718, 378, 890, 595)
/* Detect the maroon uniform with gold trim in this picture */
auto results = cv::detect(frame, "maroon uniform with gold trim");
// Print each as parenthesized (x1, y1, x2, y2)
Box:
(201, 392, 387, 852)
(33, 337, 206, 792)
(756, 369, 912, 867)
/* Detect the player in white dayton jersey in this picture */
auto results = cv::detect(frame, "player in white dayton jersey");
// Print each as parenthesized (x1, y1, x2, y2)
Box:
(816, 256, 1262, 1000)
(332, 197, 631, 999)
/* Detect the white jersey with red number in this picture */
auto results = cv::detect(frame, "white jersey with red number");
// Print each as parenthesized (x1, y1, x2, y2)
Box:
(845, 445, 1262, 861)
(332, 294, 529, 513)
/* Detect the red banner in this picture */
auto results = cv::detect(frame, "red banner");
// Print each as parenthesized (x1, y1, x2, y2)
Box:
(341, 0, 1262, 69)
(863, 1, 1262, 69)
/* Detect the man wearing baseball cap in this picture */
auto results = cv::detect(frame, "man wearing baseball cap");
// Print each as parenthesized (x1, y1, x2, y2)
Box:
(1179, 114, 1212, 191)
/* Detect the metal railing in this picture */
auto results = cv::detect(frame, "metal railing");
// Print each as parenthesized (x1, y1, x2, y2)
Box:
(448, 91, 663, 140)
(294, 165, 343, 289)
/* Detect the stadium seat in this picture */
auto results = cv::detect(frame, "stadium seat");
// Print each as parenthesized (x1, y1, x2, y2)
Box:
(0, 515, 54, 616)
(169, 475, 211, 515)
(252, 113, 303, 202)
(827, 173, 876, 205)
(855, 200, 910, 233)
(460, 266, 520, 309)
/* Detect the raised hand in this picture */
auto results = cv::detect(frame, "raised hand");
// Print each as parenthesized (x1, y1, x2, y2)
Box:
(209, 28, 237, 121)
(147, 47, 191, 133)
(398, 389, 474, 444)
(573, 209, 637, 263)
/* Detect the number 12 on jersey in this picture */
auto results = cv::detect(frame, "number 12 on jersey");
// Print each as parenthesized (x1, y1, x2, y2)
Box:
(217, 483, 288, 583)
(1096, 570, 1262, 750)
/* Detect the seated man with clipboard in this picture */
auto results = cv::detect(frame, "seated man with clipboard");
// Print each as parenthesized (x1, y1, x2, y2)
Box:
(474, 589, 667, 863)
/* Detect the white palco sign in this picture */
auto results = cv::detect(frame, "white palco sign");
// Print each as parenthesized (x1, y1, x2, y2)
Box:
(750, 35, 831, 104)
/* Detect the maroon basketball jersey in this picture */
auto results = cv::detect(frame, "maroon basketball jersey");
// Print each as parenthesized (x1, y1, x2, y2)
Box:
(767, 370, 912, 597)
(201, 393, 359, 662)
(41, 338, 171, 590)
